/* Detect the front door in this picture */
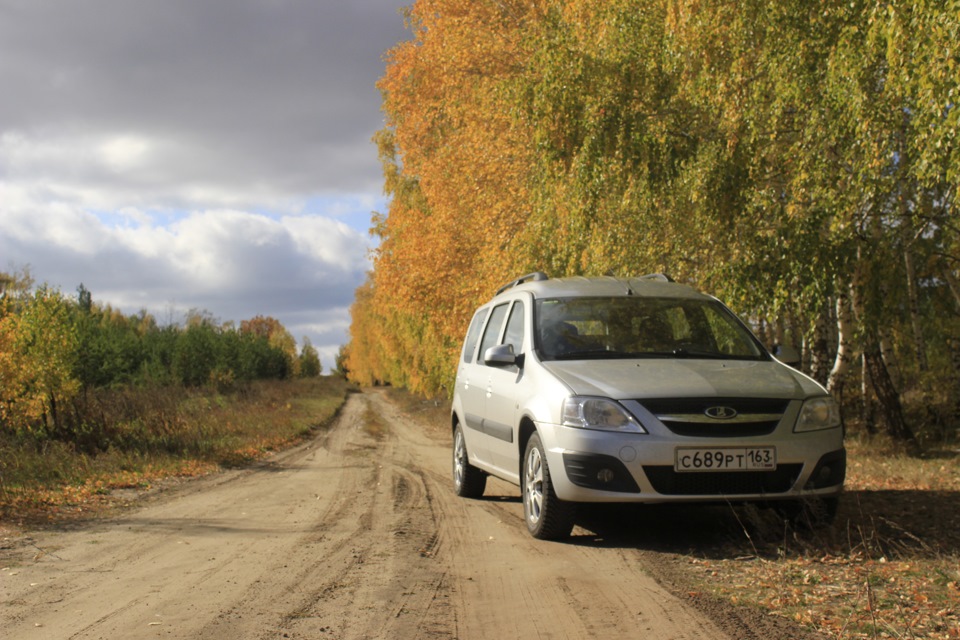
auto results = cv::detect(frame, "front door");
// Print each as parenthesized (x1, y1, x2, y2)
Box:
(484, 299, 527, 482)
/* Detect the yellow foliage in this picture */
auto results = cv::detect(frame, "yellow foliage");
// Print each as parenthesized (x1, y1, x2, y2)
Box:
(0, 287, 80, 433)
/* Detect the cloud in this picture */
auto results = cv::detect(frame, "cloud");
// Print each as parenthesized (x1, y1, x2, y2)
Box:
(0, 0, 406, 192)
(0, 0, 408, 369)
(0, 191, 373, 365)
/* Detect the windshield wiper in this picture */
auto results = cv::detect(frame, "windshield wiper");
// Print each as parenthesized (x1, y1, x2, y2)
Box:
(552, 349, 631, 360)
(671, 346, 765, 360)
(672, 346, 721, 358)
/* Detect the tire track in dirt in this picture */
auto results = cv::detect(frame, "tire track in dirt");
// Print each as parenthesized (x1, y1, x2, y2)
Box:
(192, 392, 457, 640)
(189, 399, 388, 638)
(363, 389, 733, 640)
(187, 392, 454, 639)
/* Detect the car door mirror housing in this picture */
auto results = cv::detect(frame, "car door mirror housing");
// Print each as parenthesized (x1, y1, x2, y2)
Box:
(484, 343, 520, 367)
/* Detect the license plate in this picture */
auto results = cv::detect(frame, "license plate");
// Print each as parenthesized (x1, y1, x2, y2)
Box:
(674, 447, 776, 472)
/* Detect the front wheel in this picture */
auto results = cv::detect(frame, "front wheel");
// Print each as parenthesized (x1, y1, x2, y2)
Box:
(453, 424, 486, 498)
(522, 433, 575, 540)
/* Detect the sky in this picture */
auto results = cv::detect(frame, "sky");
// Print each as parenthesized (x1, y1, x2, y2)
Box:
(0, 0, 411, 370)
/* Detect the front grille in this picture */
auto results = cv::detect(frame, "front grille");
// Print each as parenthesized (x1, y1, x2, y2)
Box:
(663, 420, 780, 437)
(642, 464, 803, 496)
(639, 398, 790, 438)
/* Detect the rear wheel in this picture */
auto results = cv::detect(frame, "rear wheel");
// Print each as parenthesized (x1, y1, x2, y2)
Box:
(522, 433, 576, 540)
(453, 424, 486, 498)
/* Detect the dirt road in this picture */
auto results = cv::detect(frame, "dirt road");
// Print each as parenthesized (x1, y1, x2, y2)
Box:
(2, 390, 809, 639)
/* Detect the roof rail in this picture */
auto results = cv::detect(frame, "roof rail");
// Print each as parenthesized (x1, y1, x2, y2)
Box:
(637, 273, 675, 282)
(496, 271, 549, 295)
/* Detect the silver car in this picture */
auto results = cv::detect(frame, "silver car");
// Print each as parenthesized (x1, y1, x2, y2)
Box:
(451, 273, 845, 539)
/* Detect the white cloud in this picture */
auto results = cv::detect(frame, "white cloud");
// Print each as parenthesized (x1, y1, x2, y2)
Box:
(0, 193, 373, 369)
(98, 134, 152, 171)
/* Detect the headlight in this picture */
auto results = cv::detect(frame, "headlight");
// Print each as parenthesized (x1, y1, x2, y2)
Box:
(794, 397, 841, 432)
(562, 397, 646, 433)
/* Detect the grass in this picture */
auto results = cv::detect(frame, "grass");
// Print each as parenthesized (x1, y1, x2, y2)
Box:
(0, 376, 352, 527)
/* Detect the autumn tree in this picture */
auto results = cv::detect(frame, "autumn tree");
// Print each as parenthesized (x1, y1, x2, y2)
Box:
(346, 1, 546, 395)
(241, 314, 299, 377)
(352, 0, 959, 444)
(0, 286, 80, 437)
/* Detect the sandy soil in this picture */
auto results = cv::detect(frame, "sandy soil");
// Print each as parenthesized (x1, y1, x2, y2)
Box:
(1, 390, 820, 639)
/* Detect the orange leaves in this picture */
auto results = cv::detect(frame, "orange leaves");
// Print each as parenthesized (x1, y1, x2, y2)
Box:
(349, 0, 546, 394)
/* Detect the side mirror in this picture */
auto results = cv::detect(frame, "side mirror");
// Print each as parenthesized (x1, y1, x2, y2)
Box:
(773, 344, 801, 366)
(484, 344, 522, 367)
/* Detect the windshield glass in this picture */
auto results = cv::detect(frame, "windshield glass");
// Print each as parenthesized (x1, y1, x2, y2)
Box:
(535, 296, 767, 361)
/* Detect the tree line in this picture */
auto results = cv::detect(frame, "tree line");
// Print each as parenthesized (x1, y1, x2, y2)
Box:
(0, 268, 321, 446)
(346, 0, 960, 446)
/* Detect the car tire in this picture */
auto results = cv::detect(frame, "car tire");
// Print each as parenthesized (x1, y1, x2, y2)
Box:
(523, 432, 576, 540)
(453, 424, 487, 498)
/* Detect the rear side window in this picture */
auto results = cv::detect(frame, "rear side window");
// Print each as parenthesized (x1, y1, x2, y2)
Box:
(477, 303, 509, 363)
(462, 308, 489, 363)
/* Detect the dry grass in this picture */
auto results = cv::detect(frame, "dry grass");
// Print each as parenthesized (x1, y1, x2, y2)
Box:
(692, 435, 960, 639)
(0, 377, 352, 527)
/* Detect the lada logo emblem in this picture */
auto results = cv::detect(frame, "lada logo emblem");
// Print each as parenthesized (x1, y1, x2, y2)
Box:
(705, 406, 737, 420)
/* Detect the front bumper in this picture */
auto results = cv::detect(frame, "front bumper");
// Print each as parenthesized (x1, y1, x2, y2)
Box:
(536, 403, 846, 504)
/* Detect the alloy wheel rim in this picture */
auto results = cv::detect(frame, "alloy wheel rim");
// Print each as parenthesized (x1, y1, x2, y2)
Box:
(454, 431, 465, 488)
(525, 446, 544, 523)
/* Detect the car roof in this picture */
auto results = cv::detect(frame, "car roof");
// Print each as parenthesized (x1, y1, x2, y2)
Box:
(490, 273, 710, 303)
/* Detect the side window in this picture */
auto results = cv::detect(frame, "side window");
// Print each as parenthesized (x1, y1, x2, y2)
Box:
(503, 301, 525, 355)
(477, 303, 509, 362)
(462, 308, 490, 364)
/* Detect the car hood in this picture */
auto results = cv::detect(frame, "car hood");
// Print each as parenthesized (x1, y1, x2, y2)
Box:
(540, 358, 823, 400)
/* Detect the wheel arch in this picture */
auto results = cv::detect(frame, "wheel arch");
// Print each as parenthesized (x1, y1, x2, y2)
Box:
(451, 406, 465, 436)
(518, 416, 538, 466)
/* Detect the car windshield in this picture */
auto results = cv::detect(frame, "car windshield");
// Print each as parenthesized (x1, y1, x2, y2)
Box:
(535, 296, 767, 361)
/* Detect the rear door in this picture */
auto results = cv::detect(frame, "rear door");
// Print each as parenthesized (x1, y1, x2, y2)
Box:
(458, 303, 507, 465)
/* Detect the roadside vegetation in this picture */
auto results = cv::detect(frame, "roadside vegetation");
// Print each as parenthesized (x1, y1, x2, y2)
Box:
(0, 268, 339, 525)
(0, 376, 351, 525)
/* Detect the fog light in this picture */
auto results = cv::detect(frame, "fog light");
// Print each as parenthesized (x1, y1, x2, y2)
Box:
(817, 466, 833, 485)
(597, 468, 616, 484)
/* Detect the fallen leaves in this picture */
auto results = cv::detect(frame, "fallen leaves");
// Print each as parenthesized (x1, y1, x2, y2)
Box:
(689, 446, 960, 639)
(700, 552, 960, 638)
